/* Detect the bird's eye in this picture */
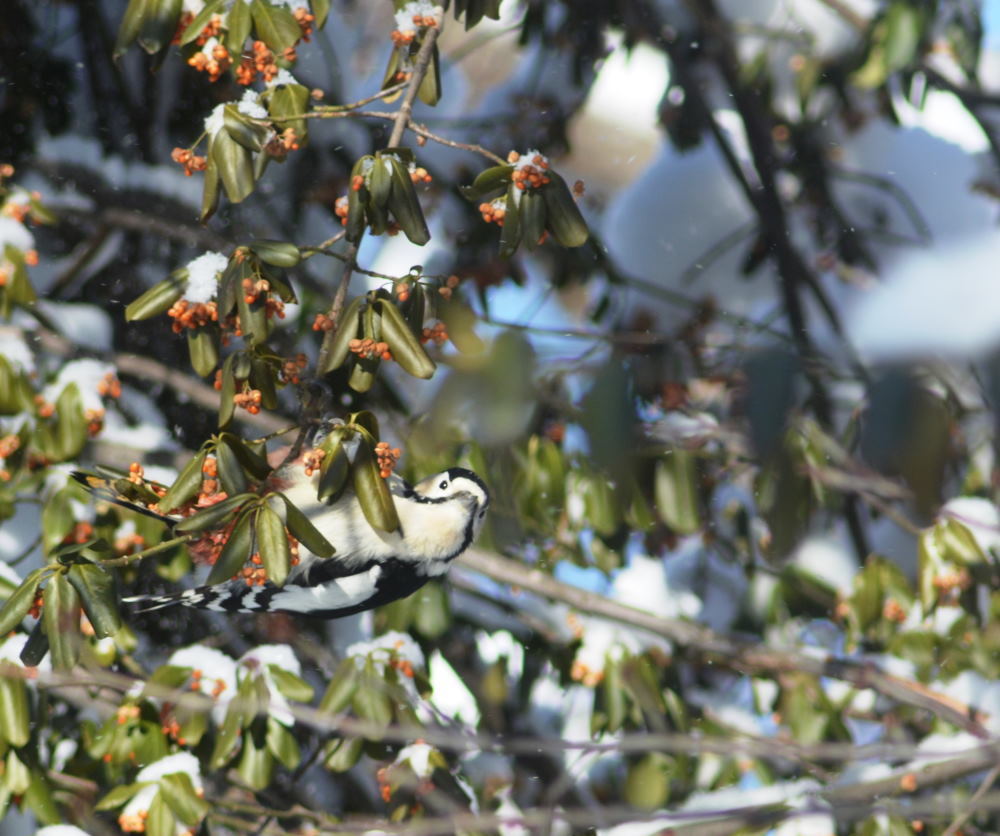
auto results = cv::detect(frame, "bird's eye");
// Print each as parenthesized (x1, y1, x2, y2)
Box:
(438, 480, 449, 491)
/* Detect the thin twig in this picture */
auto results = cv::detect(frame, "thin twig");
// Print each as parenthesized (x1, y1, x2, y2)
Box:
(387, 22, 443, 148)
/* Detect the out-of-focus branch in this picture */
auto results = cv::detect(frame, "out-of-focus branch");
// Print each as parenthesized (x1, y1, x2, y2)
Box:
(387, 21, 442, 147)
(458, 548, 989, 737)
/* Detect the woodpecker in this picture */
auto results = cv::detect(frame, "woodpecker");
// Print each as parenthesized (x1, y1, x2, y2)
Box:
(74, 463, 489, 618)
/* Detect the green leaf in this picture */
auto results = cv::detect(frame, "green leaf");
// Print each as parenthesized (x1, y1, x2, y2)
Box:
(624, 753, 670, 810)
(0, 567, 50, 636)
(146, 792, 176, 836)
(257, 504, 290, 586)
(206, 509, 254, 586)
(158, 772, 209, 827)
(388, 157, 431, 245)
(437, 296, 484, 355)
(187, 326, 219, 378)
(157, 449, 208, 514)
(226, 0, 252, 53)
(319, 658, 358, 714)
(266, 717, 301, 768)
(220, 432, 272, 480)
(499, 183, 521, 257)
(351, 439, 400, 533)
(125, 272, 187, 321)
(19, 621, 49, 667)
(519, 187, 546, 250)
(66, 563, 121, 639)
(461, 164, 512, 201)
(215, 439, 249, 497)
(210, 131, 256, 204)
(179, 0, 224, 45)
(317, 429, 350, 503)
(311, 0, 330, 28)
(602, 655, 626, 733)
(251, 239, 301, 267)
(318, 295, 364, 375)
(0, 676, 30, 746)
(53, 382, 87, 461)
(883, 1, 925, 72)
(95, 781, 152, 812)
(268, 664, 314, 702)
(376, 298, 435, 379)
(412, 581, 450, 639)
(137, 0, 183, 54)
(223, 104, 270, 153)
(277, 493, 335, 557)
(173, 492, 254, 533)
(352, 660, 393, 733)
(200, 156, 221, 223)
(114, 0, 153, 57)
(369, 155, 393, 208)
(417, 42, 441, 106)
(654, 451, 700, 535)
(267, 83, 310, 146)
(43, 572, 80, 671)
(250, 0, 302, 51)
(323, 735, 363, 771)
(237, 733, 274, 790)
(542, 171, 589, 247)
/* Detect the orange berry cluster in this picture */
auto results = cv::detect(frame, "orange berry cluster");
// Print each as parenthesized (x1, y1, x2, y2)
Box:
(242, 277, 270, 304)
(0, 434, 20, 459)
(302, 447, 325, 477)
(63, 521, 95, 546)
(391, 12, 439, 46)
(34, 395, 54, 419)
(85, 407, 105, 438)
(236, 40, 290, 86)
(170, 147, 208, 177)
(932, 568, 972, 600)
(97, 371, 122, 399)
(395, 282, 412, 302)
(128, 462, 144, 484)
(293, 7, 315, 40)
(882, 598, 907, 623)
(27, 591, 43, 620)
(351, 174, 365, 192)
(280, 354, 308, 385)
(188, 42, 232, 82)
(311, 312, 335, 331)
(116, 704, 141, 725)
(238, 555, 268, 586)
(200, 455, 220, 498)
(118, 811, 148, 832)
(420, 322, 448, 345)
(194, 13, 223, 45)
(509, 151, 551, 190)
(374, 441, 401, 478)
(234, 387, 263, 414)
(478, 198, 506, 227)
(388, 654, 415, 678)
(114, 532, 146, 556)
(348, 338, 392, 361)
(570, 659, 604, 688)
(167, 299, 218, 332)
(409, 166, 432, 184)
(334, 195, 349, 227)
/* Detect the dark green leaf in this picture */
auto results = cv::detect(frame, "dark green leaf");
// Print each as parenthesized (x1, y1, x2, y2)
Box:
(376, 298, 435, 379)
(187, 326, 219, 378)
(277, 493, 335, 557)
(257, 504, 290, 586)
(542, 171, 588, 247)
(43, 572, 80, 671)
(250, 0, 302, 51)
(226, 0, 252, 53)
(66, 563, 121, 639)
(137, 0, 183, 54)
(95, 781, 152, 811)
(0, 677, 29, 746)
(179, 0, 225, 45)
(158, 773, 209, 827)
(319, 658, 358, 714)
(351, 439, 400, 532)
(251, 239, 301, 267)
(223, 104, 269, 152)
(216, 440, 249, 496)
(0, 567, 50, 636)
(114, 0, 153, 57)
(237, 733, 274, 790)
(125, 273, 187, 322)
(174, 492, 254, 533)
(206, 510, 254, 586)
(210, 131, 255, 204)
(266, 717, 301, 768)
(388, 157, 430, 245)
(158, 449, 208, 514)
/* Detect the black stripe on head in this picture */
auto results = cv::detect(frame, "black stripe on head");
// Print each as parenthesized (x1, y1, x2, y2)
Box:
(446, 467, 489, 498)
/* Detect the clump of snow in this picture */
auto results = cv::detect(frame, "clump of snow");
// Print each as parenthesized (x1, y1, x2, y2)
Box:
(347, 630, 425, 670)
(475, 629, 524, 681)
(239, 644, 302, 726)
(204, 103, 227, 137)
(267, 68, 300, 88)
(791, 536, 858, 595)
(121, 752, 203, 823)
(849, 232, 1000, 359)
(394, 2, 440, 31)
(238, 89, 268, 119)
(37, 827, 92, 836)
(429, 649, 480, 726)
(183, 251, 228, 303)
(44, 358, 115, 412)
(0, 328, 35, 374)
(396, 742, 434, 778)
(0, 216, 34, 252)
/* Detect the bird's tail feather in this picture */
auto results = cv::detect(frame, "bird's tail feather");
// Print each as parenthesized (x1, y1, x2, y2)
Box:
(124, 583, 275, 614)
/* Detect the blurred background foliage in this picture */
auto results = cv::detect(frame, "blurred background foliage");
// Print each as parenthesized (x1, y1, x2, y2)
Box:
(3, 0, 1000, 834)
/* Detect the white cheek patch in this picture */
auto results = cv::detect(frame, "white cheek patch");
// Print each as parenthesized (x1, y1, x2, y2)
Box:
(271, 565, 382, 614)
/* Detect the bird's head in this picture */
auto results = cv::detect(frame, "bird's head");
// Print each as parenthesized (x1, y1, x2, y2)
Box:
(412, 467, 490, 537)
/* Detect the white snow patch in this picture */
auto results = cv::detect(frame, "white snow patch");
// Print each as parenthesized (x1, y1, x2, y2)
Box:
(941, 497, 1000, 555)
(268, 68, 301, 87)
(44, 357, 115, 412)
(204, 103, 227, 137)
(397, 742, 434, 778)
(849, 232, 1000, 359)
(792, 536, 857, 594)
(237, 89, 268, 120)
(429, 649, 480, 726)
(347, 630, 425, 670)
(0, 216, 34, 252)
(183, 251, 228, 303)
(0, 328, 35, 374)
